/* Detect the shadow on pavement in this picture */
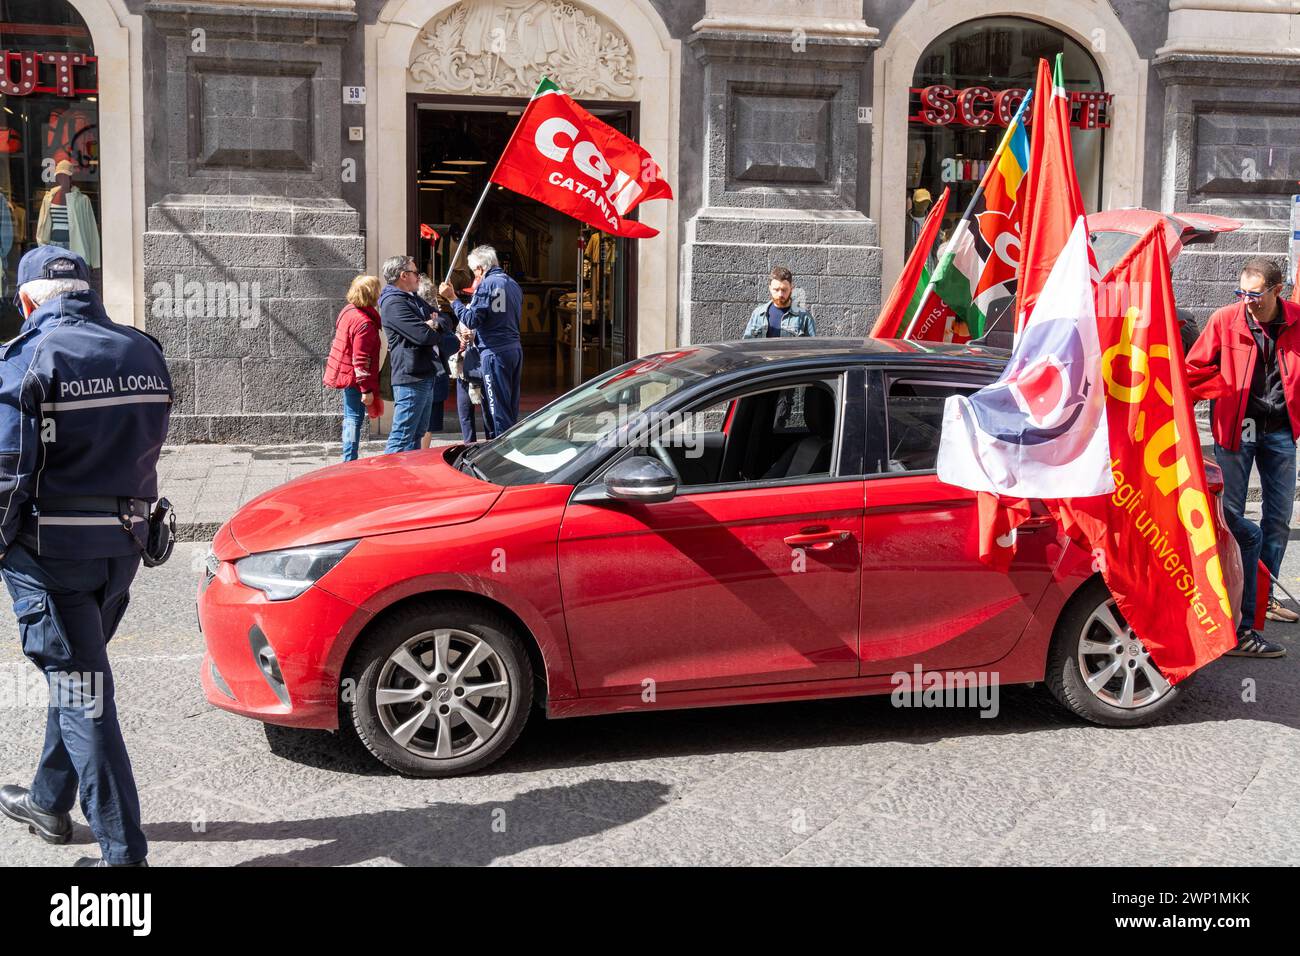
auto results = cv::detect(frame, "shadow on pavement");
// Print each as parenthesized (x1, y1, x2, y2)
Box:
(143, 779, 670, 865)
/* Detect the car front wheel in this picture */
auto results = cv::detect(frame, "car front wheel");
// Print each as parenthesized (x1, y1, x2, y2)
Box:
(1045, 578, 1185, 727)
(347, 601, 533, 777)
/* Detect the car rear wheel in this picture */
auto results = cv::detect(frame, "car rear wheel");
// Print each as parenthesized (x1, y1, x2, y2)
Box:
(347, 602, 532, 777)
(1045, 577, 1185, 727)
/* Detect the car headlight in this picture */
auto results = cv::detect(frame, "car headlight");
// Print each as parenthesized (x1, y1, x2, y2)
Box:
(235, 540, 358, 601)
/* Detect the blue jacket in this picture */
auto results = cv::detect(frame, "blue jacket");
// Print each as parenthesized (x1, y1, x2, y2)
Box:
(450, 267, 522, 353)
(379, 285, 451, 387)
(742, 302, 816, 339)
(0, 290, 173, 559)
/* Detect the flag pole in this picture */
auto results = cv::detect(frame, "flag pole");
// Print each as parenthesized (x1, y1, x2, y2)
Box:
(440, 79, 550, 287)
(902, 89, 1033, 340)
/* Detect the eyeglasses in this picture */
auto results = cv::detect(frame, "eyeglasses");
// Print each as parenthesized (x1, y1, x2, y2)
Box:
(401, 268, 419, 276)
(1234, 289, 1269, 300)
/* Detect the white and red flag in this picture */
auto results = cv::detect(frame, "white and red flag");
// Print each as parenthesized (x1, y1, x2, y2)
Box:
(936, 218, 1112, 498)
(490, 77, 672, 238)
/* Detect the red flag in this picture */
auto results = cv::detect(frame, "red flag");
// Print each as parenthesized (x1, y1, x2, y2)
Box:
(1254, 559, 1270, 631)
(420, 223, 439, 242)
(976, 492, 1031, 571)
(871, 186, 949, 338)
(1054, 224, 1236, 683)
(1013, 56, 1089, 334)
(490, 77, 672, 239)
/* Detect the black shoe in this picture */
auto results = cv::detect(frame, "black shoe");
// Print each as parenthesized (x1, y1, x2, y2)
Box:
(0, 785, 72, 844)
(73, 857, 148, 867)
(1227, 630, 1287, 658)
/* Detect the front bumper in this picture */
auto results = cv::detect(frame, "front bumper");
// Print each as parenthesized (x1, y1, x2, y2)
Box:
(198, 556, 363, 730)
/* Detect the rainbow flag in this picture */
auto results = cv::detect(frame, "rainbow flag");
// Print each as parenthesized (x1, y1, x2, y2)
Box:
(906, 91, 1031, 342)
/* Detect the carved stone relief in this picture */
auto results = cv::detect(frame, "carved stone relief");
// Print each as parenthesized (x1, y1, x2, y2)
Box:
(409, 0, 637, 99)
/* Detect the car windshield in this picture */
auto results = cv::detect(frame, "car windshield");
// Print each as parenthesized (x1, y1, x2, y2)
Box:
(1090, 230, 1140, 277)
(462, 352, 711, 486)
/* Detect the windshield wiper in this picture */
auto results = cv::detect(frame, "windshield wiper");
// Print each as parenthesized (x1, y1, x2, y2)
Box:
(457, 450, 487, 480)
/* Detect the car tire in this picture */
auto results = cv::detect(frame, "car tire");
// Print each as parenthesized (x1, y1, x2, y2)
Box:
(346, 601, 533, 777)
(1045, 577, 1186, 727)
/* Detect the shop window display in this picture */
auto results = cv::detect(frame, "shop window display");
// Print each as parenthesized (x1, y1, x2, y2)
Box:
(906, 17, 1106, 262)
(0, 0, 100, 339)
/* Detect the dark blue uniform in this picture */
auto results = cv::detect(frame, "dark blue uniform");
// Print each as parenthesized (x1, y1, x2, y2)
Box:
(451, 266, 523, 435)
(0, 259, 172, 865)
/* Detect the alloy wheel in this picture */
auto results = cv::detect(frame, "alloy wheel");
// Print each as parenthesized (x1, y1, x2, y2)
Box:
(375, 628, 511, 759)
(1077, 600, 1171, 709)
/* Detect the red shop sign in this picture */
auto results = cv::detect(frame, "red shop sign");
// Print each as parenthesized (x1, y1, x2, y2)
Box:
(909, 85, 1111, 130)
(0, 51, 99, 97)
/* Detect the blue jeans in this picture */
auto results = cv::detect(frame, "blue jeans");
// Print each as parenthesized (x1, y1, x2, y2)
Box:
(385, 378, 435, 454)
(1, 545, 146, 864)
(1215, 429, 1297, 628)
(340, 386, 366, 462)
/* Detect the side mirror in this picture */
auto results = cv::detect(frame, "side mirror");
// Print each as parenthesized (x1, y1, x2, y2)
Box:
(602, 455, 678, 504)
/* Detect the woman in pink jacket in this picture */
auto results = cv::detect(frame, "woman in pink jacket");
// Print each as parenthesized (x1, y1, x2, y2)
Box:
(323, 275, 384, 461)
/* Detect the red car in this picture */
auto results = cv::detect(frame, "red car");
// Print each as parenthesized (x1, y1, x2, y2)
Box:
(198, 340, 1243, 777)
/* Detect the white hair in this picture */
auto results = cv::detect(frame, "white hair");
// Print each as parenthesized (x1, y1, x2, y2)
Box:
(467, 245, 498, 272)
(19, 278, 90, 307)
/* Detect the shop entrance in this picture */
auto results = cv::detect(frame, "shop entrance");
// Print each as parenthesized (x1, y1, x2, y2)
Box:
(410, 98, 636, 414)
(0, 0, 101, 340)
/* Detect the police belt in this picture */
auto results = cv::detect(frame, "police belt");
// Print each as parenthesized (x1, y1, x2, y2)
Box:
(37, 496, 151, 518)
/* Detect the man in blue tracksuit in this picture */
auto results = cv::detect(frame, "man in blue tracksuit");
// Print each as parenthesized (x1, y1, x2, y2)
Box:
(379, 255, 451, 453)
(0, 247, 172, 866)
(440, 245, 523, 435)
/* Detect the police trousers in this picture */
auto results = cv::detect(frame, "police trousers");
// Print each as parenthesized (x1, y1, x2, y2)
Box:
(0, 544, 146, 864)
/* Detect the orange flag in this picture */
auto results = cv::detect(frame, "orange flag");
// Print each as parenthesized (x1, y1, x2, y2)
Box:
(1013, 56, 1089, 334)
(1054, 224, 1236, 683)
(871, 187, 949, 338)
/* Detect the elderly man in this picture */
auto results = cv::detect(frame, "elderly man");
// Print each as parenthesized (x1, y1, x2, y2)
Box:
(0, 247, 172, 866)
(379, 255, 451, 453)
(440, 245, 524, 435)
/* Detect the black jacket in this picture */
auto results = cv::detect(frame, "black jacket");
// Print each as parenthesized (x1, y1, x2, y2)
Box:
(379, 284, 450, 386)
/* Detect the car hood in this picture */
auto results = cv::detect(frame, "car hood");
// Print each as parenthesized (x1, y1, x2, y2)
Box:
(221, 447, 502, 556)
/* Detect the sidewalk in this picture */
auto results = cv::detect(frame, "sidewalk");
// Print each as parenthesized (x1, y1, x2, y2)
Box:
(161, 437, 459, 540)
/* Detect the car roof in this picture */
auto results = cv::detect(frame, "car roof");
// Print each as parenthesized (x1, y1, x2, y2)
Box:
(656, 337, 1010, 378)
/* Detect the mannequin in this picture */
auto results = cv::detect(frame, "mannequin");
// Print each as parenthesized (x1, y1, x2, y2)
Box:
(37, 159, 100, 268)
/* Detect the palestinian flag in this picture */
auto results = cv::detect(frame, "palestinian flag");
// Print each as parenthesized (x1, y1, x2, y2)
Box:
(906, 92, 1031, 342)
(490, 77, 672, 238)
(871, 186, 949, 338)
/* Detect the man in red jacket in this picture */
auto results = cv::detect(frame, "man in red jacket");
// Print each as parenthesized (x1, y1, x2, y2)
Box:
(1186, 257, 1300, 658)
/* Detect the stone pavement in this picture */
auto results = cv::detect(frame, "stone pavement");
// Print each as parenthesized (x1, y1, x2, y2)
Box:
(2, 541, 1299, 867)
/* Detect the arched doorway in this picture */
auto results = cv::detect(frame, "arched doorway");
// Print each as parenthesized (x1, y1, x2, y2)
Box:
(871, 0, 1147, 287)
(368, 0, 680, 400)
(905, 17, 1108, 268)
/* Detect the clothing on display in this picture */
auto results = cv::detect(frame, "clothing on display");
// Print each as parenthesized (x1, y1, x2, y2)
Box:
(36, 185, 99, 268)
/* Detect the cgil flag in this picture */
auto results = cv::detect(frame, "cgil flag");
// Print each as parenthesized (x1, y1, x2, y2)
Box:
(1054, 224, 1236, 682)
(871, 187, 950, 338)
(490, 77, 672, 238)
(936, 218, 1112, 497)
(906, 91, 1031, 342)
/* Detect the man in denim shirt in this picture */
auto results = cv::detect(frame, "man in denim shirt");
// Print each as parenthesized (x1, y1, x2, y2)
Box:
(742, 266, 816, 339)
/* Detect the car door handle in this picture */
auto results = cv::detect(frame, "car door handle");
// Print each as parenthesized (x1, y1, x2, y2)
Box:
(1016, 515, 1057, 533)
(783, 527, 851, 551)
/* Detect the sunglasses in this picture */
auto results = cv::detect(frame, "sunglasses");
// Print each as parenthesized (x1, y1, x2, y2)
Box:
(1235, 288, 1277, 300)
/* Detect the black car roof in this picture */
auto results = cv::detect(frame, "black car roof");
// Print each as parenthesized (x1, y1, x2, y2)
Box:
(657, 337, 1010, 378)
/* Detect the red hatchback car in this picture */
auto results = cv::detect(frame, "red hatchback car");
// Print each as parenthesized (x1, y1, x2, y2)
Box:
(198, 339, 1243, 777)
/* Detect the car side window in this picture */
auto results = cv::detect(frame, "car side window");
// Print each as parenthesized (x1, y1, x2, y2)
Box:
(652, 379, 840, 489)
(880, 378, 981, 474)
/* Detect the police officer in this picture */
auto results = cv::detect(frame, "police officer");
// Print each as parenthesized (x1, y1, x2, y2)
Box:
(0, 247, 172, 867)
(440, 244, 523, 435)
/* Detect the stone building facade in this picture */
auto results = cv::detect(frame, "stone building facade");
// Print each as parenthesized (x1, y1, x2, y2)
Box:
(3, 0, 1298, 441)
